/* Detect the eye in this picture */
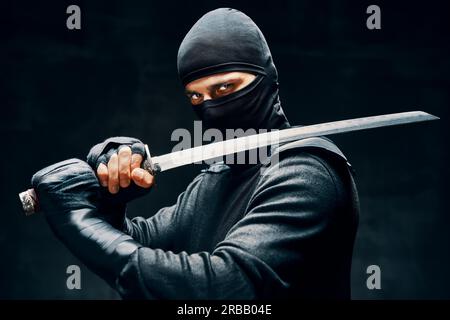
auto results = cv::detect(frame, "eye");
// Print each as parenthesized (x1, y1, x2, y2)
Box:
(215, 83, 234, 95)
(188, 92, 204, 105)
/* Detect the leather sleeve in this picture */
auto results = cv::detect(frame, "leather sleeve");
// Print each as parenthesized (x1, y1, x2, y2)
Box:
(123, 204, 178, 249)
(116, 151, 343, 299)
(122, 174, 205, 249)
(31, 159, 143, 288)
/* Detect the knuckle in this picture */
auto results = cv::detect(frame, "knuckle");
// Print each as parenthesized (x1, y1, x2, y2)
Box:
(108, 171, 118, 179)
(108, 168, 118, 179)
(97, 165, 106, 174)
(109, 177, 119, 185)
(97, 171, 108, 178)
(108, 153, 118, 165)
(119, 169, 129, 178)
(131, 158, 142, 170)
(131, 157, 142, 168)
(118, 146, 131, 156)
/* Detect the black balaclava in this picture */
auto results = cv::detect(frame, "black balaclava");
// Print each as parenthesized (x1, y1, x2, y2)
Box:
(177, 8, 290, 134)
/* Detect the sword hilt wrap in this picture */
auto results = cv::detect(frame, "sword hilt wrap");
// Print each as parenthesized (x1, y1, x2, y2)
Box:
(19, 188, 39, 216)
(18, 144, 158, 216)
(142, 144, 161, 175)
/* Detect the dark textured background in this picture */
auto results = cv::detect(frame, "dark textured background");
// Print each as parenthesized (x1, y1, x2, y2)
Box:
(1, 0, 449, 299)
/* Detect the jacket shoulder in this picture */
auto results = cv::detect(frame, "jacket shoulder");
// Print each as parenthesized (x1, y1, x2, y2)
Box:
(272, 137, 347, 162)
(261, 136, 353, 182)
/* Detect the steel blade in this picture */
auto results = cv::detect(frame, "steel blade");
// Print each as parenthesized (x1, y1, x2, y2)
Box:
(151, 111, 438, 172)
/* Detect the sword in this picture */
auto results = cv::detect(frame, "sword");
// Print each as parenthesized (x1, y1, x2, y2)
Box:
(19, 111, 438, 215)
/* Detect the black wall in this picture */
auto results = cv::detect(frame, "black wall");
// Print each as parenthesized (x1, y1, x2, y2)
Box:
(1, 0, 449, 299)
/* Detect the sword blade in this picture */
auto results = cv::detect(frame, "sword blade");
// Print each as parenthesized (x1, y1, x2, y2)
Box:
(18, 110, 439, 216)
(151, 111, 438, 172)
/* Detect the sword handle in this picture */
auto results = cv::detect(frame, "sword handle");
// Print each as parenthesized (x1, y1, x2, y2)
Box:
(19, 188, 39, 216)
(18, 144, 158, 216)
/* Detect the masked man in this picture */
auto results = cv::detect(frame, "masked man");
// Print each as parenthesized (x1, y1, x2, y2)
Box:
(31, 8, 359, 299)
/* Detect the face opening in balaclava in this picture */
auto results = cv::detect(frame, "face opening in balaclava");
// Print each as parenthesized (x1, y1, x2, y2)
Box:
(177, 8, 290, 134)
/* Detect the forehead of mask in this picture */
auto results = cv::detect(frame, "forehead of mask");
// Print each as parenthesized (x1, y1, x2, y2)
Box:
(185, 71, 256, 103)
(177, 8, 278, 86)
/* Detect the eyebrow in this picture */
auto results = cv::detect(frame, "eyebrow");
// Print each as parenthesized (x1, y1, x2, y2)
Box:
(185, 78, 241, 95)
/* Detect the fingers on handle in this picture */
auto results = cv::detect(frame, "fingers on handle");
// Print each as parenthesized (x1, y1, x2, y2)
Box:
(118, 146, 132, 188)
(108, 153, 119, 194)
(131, 153, 143, 172)
(97, 163, 109, 187)
(97, 143, 149, 193)
(131, 168, 154, 188)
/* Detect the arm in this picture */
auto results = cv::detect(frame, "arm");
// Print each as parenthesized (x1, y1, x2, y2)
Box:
(123, 173, 205, 248)
(116, 151, 342, 299)
(123, 204, 177, 249)
(33, 151, 342, 299)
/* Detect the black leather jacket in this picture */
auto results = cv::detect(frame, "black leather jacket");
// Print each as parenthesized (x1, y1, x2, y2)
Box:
(32, 138, 359, 299)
